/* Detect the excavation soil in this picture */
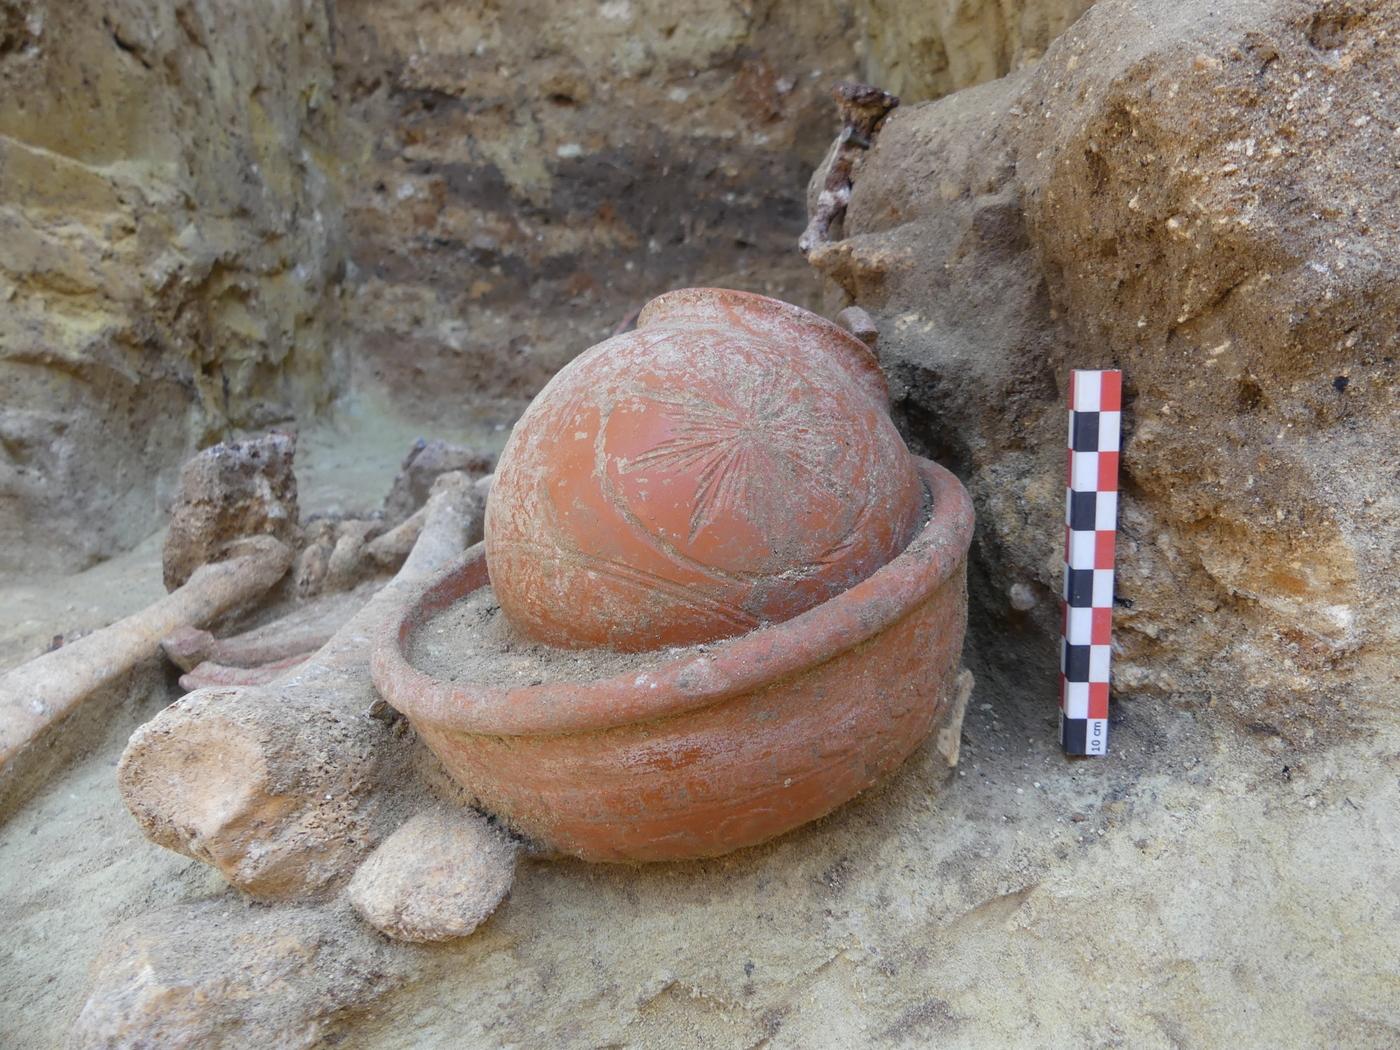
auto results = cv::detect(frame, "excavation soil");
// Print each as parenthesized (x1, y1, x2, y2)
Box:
(0, 420, 1397, 1048)
(409, 586, 708, 687)
(6, 0, 1398, 1043)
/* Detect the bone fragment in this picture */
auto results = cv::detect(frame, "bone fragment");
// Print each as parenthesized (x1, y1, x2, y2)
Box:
(159, 627, 216, 673)
(178, 654, 311, 691)
(293, 536, 333, 597)
(161, 584, 377, 672)
(118, 474, 483, 901)
(0, 537, 292, 778)
(319, 519, 377, 592)
(799, 82, 899, 255)
(935, 669, 975, 769)
(347, 808, 518, 942)
(364, 505, 427, 568)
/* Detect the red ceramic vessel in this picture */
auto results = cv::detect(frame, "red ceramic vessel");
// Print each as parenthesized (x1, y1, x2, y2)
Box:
(484, 288, 925, 651)
(371, 459, 973, 863)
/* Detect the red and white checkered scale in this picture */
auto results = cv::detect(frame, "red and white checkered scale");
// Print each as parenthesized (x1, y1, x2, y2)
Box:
(1060, 369, 1122, 755)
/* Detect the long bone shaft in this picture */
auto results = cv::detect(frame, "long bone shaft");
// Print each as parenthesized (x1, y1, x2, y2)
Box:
(0, 537, 293, 788)
(117, 474, 483, 901)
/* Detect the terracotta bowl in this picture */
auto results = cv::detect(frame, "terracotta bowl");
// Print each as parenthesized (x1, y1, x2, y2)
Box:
(371, 459, 973, 863)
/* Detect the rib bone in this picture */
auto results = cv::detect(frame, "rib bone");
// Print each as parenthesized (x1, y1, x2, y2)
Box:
(161, 584, 378, 673)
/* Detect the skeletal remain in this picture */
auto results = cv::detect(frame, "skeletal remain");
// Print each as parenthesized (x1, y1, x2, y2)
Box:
(0, 536, 292, 779)
(934, 670, 975, 769)
(798, 82, 900, 255)
(324, 519, 384, 592)
(371, 476, 491, 564)
(118, 473, 487, 902)
(347, 807, 519, 942)
(178, 654, 311, 691)
(293, 535, 333, 596)
(161, 585, 378, 673)
(159, 628, 218, 673)
(364, 504, 428, 568)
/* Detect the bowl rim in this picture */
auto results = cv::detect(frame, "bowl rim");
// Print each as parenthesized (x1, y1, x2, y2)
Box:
(370, 458, 973, 737)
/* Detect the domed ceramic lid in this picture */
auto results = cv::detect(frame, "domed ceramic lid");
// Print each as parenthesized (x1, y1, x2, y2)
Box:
(485, 288, 924, 651)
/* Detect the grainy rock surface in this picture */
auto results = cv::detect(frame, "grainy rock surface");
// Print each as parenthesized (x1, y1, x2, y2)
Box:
(0, 0, 1091, 575)
(856, 0, 1095, 100)
(69, 901, 401, 1050)
(161, 432, 300, 589)
(382, 439, 494, 524)
(812, 0, 1400, 743)
(0, 0, 345, 574)
(347, 808, 519, 942)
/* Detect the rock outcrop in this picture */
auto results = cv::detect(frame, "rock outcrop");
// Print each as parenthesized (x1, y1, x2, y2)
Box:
(0, 0, 347, 574)
(854, 0, 1096, 100)
(162, 432, 299, 590)
(2, 0, 1100, 576)
(811, 0, 1399, 741)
